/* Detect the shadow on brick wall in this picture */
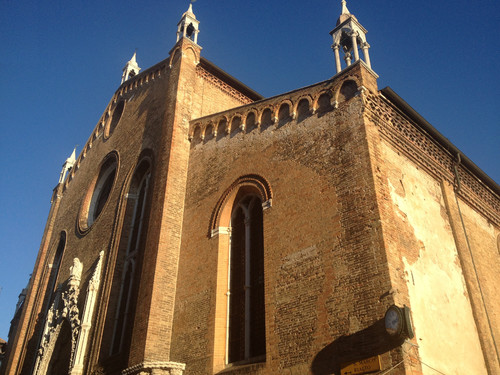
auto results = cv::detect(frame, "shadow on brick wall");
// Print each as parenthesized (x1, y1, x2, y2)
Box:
(310, 318, 403, 375)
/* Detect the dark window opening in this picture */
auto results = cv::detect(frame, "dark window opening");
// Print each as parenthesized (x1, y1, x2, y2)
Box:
(228, 195, 266, 364)
(93, 168, 116, 220)
(109, 163, 151, 358)
(109, 101, 125, 134)
(186, 23, 195, 38)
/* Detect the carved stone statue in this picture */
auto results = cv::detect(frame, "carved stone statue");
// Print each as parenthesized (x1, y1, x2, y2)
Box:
(68, 258, 83, 287)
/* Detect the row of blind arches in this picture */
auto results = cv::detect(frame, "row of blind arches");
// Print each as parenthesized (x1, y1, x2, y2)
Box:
(191, 79, 359, 145)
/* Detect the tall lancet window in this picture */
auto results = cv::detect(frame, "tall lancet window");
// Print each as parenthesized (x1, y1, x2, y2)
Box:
(44, 233, 66, 310)
(228, 195, 266, 364)
(110, 160, 151, 357)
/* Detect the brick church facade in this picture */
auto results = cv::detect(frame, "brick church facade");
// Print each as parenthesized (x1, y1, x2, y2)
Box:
(2, 2, 499, 375)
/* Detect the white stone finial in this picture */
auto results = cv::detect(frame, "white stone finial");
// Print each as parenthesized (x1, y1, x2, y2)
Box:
(59, 146, 77, 184)
(121, 51, 141, 84)
(176, 1, 200, 44)
(130, 51, 137, 64)
(68, 146, 76, 164)
(341, 0, 350, 15)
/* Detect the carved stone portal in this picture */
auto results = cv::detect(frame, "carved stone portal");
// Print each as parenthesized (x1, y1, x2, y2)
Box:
(33, 253, 104, 375)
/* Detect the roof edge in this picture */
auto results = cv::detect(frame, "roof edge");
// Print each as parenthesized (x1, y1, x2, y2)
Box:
(380, 86, 500, 196)
(199, 57, 264, 102)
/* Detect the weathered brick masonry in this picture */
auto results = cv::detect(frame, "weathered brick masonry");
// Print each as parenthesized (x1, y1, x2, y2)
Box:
(2, 3, 499, 375)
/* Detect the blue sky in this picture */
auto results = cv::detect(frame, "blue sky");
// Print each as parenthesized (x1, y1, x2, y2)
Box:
(0, 0, 499, 340)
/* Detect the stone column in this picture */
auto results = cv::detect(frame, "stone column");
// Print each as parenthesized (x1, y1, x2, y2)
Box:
(332, 43, 342, 73)
(362, 42, 372, 68)
(351, 31, 360, 61)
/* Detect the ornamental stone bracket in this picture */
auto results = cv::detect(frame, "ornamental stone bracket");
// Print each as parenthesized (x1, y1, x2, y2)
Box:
(122, 361, 186, 375)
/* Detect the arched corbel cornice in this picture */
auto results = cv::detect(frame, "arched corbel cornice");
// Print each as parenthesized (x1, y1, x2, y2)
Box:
(278, 99, 294, 120)
(203, 123, 215, 139)
(216, 115, 230, 135)
(293, 94, 313, 118)
(229, 113, 244, 133)
(189, 123, 202, 141)
(258, 105, 276, 125)
(312, 89, 334, 114)
(335, 77, 361, 104)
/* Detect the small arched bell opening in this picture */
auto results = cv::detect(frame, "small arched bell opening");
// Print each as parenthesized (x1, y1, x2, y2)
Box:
(186, 23, 195, 39)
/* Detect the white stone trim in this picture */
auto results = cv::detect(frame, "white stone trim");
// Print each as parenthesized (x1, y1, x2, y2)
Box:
(211, 226, 231, 238)
(122, 361, 186, 375)
(262, 199, 272, 210)
(70, 251, 104, 375)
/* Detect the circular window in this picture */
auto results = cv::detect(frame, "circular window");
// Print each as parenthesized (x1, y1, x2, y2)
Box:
(79, 153, 118, 232)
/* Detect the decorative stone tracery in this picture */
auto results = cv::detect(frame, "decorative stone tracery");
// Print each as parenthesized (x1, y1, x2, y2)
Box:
(33, 258, 82, 375)
(33, 252, 105, 375)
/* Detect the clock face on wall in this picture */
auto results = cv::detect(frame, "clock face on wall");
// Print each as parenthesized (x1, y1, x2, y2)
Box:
(384, 305, 403, 336)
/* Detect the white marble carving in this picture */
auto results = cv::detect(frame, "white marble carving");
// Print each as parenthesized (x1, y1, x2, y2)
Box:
(71, 251, 104, 375)
(33, 252, 105, 375)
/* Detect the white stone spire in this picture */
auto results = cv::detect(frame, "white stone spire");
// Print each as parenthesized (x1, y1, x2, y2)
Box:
(330, 0, 372, 74)
(121, 51, 141, 84)
(341, 0, 350, 15)
(59, 147, 77, 184)
(176, 2, 200, 44)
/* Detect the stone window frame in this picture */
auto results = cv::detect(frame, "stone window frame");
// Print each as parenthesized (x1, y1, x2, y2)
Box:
(210, 175, 272, 372)
(107, 155, 153, 358)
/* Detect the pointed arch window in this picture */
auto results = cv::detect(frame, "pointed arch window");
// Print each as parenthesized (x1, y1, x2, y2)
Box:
(45, 233, 66, 311)
(210, 175, 271, 371)
(228, 194, 266, 364)
(110, 160, 151, 357)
